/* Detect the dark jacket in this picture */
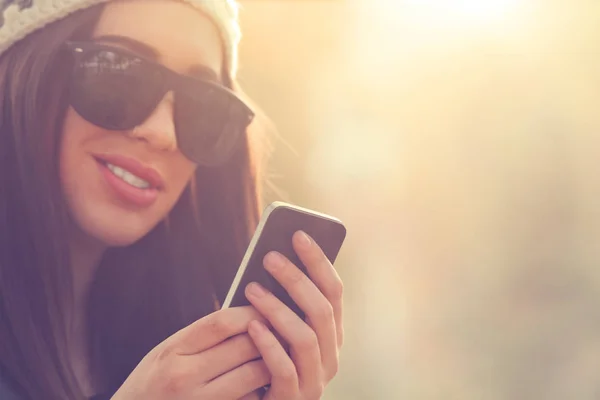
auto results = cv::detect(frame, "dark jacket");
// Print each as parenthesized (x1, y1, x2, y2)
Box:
(0, 371, 22, 400)
(0, 371, 116, 400)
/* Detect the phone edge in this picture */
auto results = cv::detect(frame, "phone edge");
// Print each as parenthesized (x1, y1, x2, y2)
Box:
(269, 201, 345, 227)
(221, 202, 279, 309)
(220, 201, 345, 309)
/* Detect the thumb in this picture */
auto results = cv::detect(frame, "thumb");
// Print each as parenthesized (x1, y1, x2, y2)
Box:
(167, 306, 266, 355)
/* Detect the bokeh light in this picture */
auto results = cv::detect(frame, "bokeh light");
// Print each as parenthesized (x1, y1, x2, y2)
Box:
(238, 1, 600, 398)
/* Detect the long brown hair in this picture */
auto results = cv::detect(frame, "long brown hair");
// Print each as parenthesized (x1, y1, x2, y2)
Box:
(0, 5, 263, 399)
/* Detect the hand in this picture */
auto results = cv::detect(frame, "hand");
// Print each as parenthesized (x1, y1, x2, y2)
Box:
(111, 307, 271, 400)
(244, 230, 344, 400)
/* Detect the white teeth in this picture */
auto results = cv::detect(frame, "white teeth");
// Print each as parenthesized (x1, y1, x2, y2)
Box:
(106, 163, 151, 189)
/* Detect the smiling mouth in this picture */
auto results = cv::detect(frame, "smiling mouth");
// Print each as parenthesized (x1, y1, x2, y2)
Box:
(93, 153, 165, 189)
(93, 153, 164, 208)
(104, 162, 152, 189)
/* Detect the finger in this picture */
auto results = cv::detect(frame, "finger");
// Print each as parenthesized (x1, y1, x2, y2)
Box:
(166, 306, 266, 355)
(262, 250, 339, 382)
(293, 231, 344, 347)
(179, 333, 261, 382)
(248, 320, 300, 399)
(245, 282, 321, 392)
(202, 359, 270, 399)
(238, 389, 264, 400)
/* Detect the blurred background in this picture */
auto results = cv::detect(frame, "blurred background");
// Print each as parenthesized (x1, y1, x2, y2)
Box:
(236, 1, 600, 399)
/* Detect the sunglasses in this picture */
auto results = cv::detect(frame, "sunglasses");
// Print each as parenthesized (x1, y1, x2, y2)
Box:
(63, 41, 255, 166)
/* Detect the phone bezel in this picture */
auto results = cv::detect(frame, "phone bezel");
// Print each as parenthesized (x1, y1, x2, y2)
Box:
(221, 201, 344, 309)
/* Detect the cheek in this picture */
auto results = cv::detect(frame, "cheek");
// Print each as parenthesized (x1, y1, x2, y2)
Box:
(169, 156, 197, 194)
(58, 109, 110, 241)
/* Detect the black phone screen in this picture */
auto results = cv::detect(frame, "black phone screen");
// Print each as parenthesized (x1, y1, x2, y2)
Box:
(226, 205, 347, 318)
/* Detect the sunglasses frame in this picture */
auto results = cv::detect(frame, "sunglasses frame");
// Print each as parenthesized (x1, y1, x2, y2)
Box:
(62, 40, 255, 165)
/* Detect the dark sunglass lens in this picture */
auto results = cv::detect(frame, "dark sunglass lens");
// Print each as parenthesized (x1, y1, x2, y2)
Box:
(70, 48, 163, 130)
(176, 87, 249, 165)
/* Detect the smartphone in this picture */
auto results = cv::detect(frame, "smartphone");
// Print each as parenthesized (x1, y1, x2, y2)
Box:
(221, 201, 347, 318)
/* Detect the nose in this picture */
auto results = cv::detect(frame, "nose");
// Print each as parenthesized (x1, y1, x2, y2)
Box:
(130, 91, 177, 152)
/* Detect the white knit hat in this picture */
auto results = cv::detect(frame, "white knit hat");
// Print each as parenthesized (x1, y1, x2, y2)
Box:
(0, 0, 242, 76)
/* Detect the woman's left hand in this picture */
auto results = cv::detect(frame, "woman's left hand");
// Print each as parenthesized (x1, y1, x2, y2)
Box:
(243, 230, 344, 400)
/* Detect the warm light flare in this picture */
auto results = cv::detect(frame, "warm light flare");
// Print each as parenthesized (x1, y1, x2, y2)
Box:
(404, 0, 522, 21)
(369, 0, 528, 32)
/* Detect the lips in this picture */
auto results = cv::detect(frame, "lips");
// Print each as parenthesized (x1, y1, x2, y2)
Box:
(93, 153, 164, 208)
(94, 153, 164, 189)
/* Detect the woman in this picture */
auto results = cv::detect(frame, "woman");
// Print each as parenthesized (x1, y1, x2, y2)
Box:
(0, 0, 344, 399)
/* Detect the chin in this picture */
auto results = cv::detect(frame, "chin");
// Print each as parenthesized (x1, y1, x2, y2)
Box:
(77, 212, 161, 248)
(99, 230, 152, 248)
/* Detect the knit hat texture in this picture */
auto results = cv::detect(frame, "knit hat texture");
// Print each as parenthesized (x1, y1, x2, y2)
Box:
(0, 0, 241, 75)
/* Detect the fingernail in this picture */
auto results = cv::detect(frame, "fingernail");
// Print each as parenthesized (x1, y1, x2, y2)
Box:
(247, 282, 268, 298)
(297, 230, 311, 248)
(265, 251, 285, 270)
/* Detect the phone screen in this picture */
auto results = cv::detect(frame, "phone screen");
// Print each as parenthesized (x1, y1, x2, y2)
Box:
(222, 203, 346, 318)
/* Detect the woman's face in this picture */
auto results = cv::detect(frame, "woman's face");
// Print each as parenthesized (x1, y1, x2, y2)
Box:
(60, 0, 223, 247)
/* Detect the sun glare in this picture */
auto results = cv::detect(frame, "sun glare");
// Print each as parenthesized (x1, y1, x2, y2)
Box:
(407, 0, 520, 17)
(406, 0, 522, 22)
(371, 0, 527, 32)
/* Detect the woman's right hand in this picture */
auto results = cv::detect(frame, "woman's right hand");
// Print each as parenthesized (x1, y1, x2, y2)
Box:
(111, 306, 271, 400)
